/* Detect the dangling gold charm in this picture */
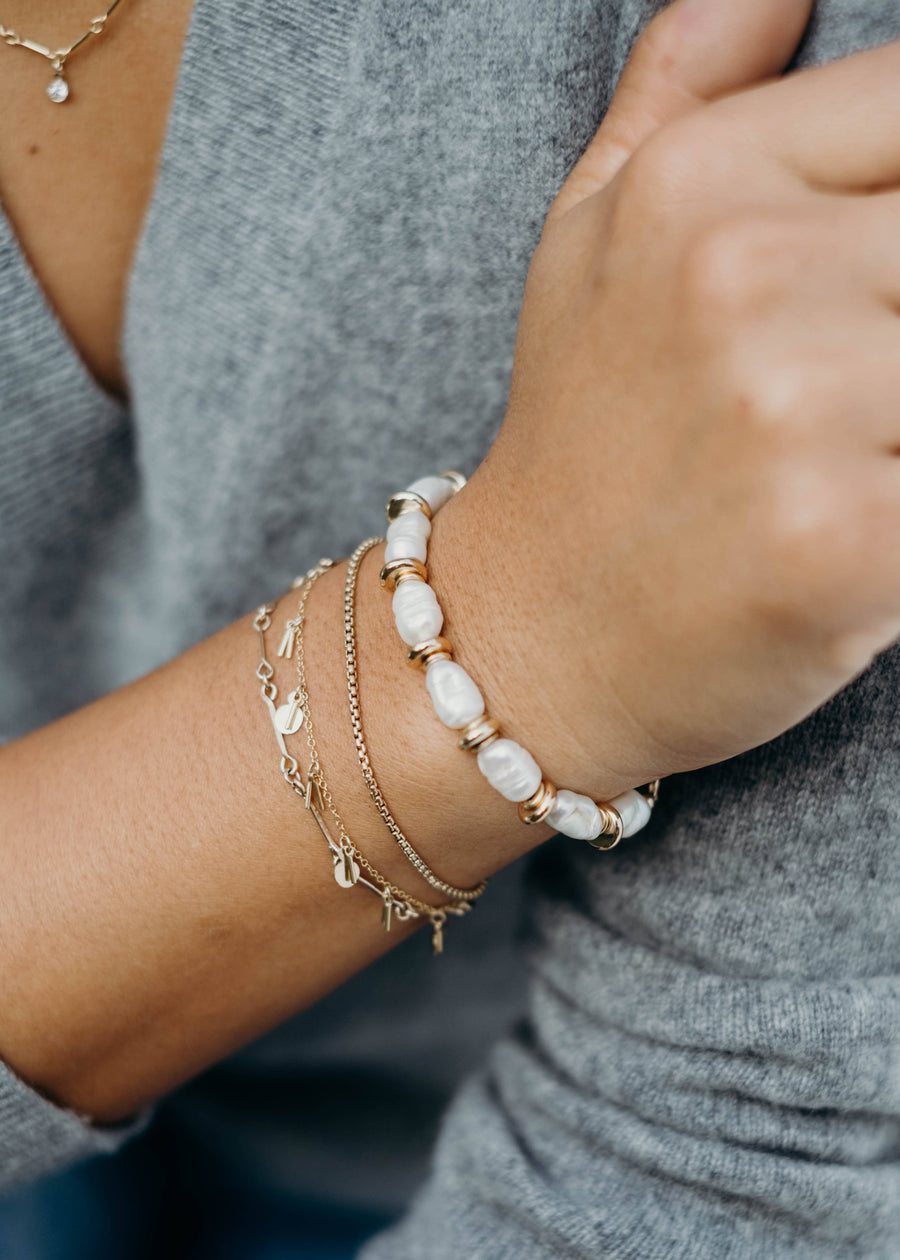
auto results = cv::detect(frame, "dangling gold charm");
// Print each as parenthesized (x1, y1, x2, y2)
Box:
(304, 773, 324, 813)
(274, 690, 305, 736)
(277, 617, 303, 659)
(430, 912, 446, 956)
(332, 846, 360, 889)
(381, 887, 394, 932)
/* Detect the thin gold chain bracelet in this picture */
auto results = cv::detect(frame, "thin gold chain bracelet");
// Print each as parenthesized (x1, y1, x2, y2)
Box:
(255, 562, 466, 954)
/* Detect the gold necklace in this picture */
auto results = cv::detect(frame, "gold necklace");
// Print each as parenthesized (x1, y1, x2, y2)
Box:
(0, 1, 125, 104)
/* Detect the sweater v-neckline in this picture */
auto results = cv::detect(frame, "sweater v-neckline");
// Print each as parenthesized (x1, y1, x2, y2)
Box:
(0, 0, 209, 414)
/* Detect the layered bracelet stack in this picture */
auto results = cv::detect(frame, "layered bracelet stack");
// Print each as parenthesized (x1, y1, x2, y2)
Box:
(254, 468, 658, 955)
(344, 538, 488, 907)
(380, 472, 659, 849)
(255, 561, 470, 955)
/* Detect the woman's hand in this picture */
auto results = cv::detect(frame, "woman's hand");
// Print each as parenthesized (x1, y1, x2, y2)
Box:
(1, 0, 887, 1128)
(436, 0, 900, 797)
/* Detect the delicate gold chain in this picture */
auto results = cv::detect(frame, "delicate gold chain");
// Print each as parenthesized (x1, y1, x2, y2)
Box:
(272, 560, 468, 954)
(343, 537, 487, 904)
(255, 575, 431, 939)
(1, 1, 126, 102)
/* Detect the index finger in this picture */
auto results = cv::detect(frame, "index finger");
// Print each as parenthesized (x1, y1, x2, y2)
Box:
(713, 35, 900, 191)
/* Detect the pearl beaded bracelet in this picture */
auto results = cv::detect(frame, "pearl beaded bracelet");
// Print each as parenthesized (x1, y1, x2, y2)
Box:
(380, 472, 659, 849)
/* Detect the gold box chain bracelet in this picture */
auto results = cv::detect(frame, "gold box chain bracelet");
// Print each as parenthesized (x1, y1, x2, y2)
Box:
(343, 537, 487, 906)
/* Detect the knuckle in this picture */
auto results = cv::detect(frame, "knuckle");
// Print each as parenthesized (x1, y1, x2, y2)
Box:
(727, 354, 821, 438)
(821, 628, 883, 681)
(754, 463, 846, 604)
(679, 215, 796, 325)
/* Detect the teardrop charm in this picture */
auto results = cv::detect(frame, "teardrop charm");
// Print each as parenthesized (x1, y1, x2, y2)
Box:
(46, 74, 69, 103)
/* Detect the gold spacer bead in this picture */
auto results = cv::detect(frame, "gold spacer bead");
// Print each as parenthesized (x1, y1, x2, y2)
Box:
(517, 779, 558, 826)
(585, 803, 624, 852)
(457, 715, 501, 753)
(438, 470, 467, 494)
(407, 636, 454, 669)
(379, 558, 428, 592)
(386, 490, 433, 523)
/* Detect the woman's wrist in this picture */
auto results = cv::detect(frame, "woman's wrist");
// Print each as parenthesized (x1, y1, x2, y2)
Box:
(424, 475, 643, 805)
(291, 470, 646, 905)
(294, 541, 556, 897)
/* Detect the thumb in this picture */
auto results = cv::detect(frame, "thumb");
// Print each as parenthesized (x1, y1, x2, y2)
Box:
(548, 0, 814, 223)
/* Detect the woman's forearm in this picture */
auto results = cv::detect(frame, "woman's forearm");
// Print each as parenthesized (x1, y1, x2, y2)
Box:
(0, 505, 573, 1125)
(6, 0, 900, 1140)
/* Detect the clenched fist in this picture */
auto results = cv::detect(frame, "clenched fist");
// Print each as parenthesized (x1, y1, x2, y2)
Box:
(434, 0, 900, 800)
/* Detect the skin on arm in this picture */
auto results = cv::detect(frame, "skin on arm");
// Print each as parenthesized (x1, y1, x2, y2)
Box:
(0, 537, 555, 1124)
(5, 0, 900, 1132)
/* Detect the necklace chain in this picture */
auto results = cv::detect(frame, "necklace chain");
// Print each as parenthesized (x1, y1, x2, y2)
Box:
(0, 0, 125, 102)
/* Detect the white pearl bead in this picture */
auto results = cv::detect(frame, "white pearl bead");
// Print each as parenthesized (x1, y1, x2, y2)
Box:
(387, 511, 431, 544)
(392, 581, 443, 646)
(407, 475, 455, 514)
(425, 659, 485, 729)
(384, 534, 428, 563)
(609, 789, 653, 838)
(546, 789, 605, 841)
(477, 739, 542, 803)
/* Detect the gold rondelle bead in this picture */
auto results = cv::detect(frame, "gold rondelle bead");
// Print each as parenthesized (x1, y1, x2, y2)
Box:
(386, 490, 433, 523)
(586, 803, 624, 851)
(517, 780, 558, 826)
(379, 558, 428, 592)
(438, 470, 467, 494)
(457, 716, 501, 752)
(407, 637, 454, 669)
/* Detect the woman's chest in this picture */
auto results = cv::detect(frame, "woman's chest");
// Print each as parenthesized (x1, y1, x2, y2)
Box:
(0, 0, 195, 395)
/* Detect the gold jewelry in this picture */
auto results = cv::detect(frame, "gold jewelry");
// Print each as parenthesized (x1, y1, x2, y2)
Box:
(344, 538, 487, 906)
(456, 715, 501, 752)
(406, 637, 454, 669)
(381, 471, 661, 850)
(255, 560, 467, 954)
(1, 0, 126, 104)
(386, 490, 432, 522)
(588, 804, 625, 851)
(517, 779, 558, 826)
(379, 557, 428, 592)
(254, 577, 463, 955)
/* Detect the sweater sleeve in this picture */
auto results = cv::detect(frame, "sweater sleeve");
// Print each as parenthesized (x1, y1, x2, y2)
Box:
(361, 8, 900, 1258)
(0, 1058, 152, 1193)
(360, 644, 900, 1259)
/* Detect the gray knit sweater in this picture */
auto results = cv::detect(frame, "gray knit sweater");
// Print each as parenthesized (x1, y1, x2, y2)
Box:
(1, 1, 898, 1256)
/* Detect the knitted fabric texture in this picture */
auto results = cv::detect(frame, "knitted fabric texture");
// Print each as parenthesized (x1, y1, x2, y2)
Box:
(0, 1, 898, 1254)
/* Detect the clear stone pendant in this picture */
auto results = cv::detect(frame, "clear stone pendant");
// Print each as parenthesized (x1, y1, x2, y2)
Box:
(46, 74, 69, 103)
(46, 57, 69, 104)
